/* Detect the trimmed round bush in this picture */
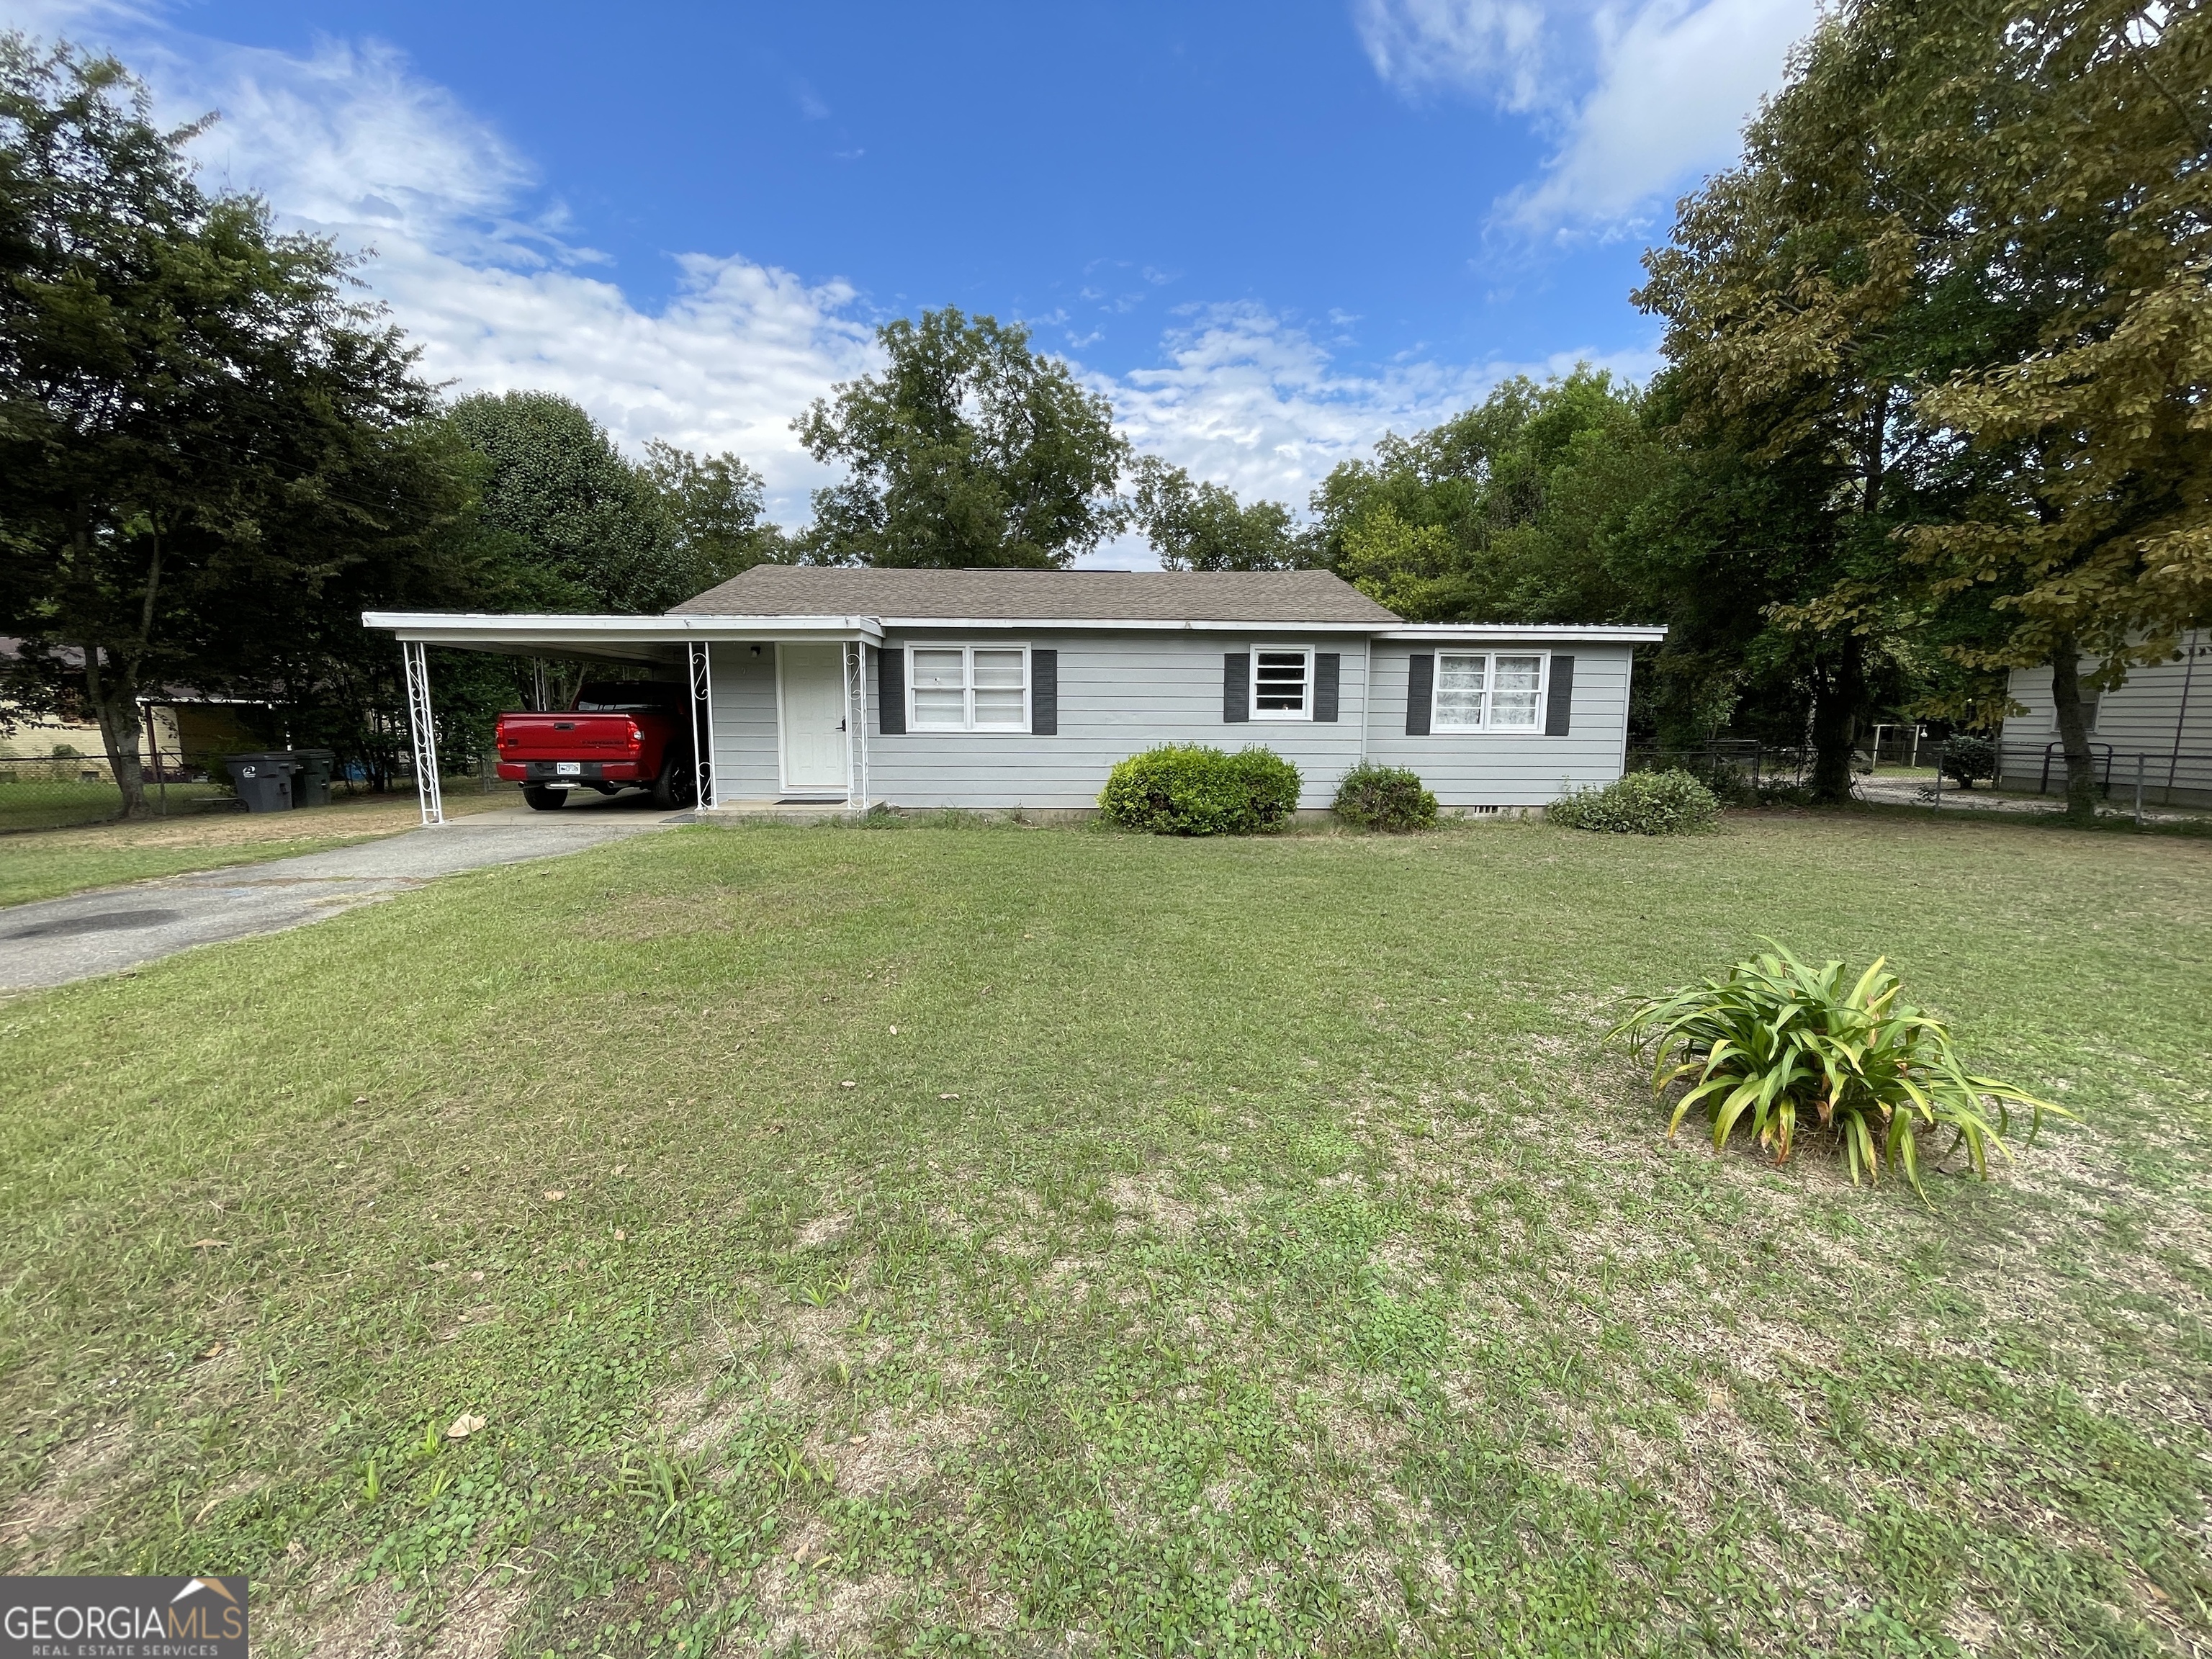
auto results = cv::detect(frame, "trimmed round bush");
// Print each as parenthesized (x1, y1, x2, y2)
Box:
(1939, 733, 1997, 789)
(1548, 768, 1720, 835)
(1333, 763, 1439, 831)
(1099, 744, 1302, 835)
(1228, 746, 1302, 830)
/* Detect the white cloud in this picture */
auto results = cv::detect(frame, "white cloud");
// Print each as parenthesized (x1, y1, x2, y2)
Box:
(1111, 303, 1483, 504)
(12, 2, 1658, 567)
(15, 4, 881, 516)
(1357, 0, 1820, 235)
(1076, 307, 1657, 567)
(1501, 0, 1819, 233)
(1356, 0, 1580, 112)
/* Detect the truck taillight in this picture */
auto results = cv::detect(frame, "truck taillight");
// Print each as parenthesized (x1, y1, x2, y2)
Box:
(626, 720, 642, 753)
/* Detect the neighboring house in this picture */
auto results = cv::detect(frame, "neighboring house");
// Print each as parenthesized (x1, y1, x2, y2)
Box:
(1997, 628, 2211, 806)
(1, 639, 279, 779)
(367, 568, 1664, 817)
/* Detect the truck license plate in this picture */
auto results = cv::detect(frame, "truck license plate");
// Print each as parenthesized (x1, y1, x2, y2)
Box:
(557, 762, 581, 775)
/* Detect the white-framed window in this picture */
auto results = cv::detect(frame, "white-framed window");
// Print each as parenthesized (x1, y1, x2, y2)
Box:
(1251, 647, 1313, 720)
(1434, 651, 1547, 732)
(909, 644, 1030, 732)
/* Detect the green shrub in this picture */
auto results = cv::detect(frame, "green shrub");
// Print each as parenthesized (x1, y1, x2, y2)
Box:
(1940, 734, 1997, 789)
(1611, 943, 2067, 1200)
(1333, 763, 1438, 831)
(1685, 757, 1753, 806)
(1753, 778, 1816, 809)
(1098, 744, 1302, 835)
(1548, 769, 1720, 835)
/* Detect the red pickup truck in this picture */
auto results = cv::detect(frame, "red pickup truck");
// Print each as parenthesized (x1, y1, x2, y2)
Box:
(495, 681, 697, 811)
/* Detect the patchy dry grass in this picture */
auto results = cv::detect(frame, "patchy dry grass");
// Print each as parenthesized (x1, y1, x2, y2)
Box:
(0, 786, 521, 906)
(1, 811, 2208, 1655)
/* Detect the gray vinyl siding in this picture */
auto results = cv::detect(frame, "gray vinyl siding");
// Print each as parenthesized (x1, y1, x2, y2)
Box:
(865, 630, 1368, 809)
(701, 630, 1642, 810)
(1997, 635, 2212, 802)
(706, 642, 780, 800)
(1364, 643, 1634, 807)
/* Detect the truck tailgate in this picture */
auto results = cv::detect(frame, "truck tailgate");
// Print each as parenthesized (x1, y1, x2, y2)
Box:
(495, 713, 640, 760)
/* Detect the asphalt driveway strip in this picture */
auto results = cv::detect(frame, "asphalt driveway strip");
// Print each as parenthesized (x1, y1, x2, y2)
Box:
(0, 801, 689, 992)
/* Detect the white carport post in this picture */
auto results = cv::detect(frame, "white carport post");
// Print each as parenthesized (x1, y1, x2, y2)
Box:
(688, 640, 718, 809)
(402, 640, 444, 826)
(844, 639, 870, 809)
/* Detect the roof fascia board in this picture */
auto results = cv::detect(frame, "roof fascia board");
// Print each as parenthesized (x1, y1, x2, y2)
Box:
(1376, 625, 1668, 643)
(876, 616, 1386, 634)
(361, 612, 884, 646)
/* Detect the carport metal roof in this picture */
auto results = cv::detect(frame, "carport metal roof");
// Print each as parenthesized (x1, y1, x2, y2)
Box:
(362, 611, 884, 667)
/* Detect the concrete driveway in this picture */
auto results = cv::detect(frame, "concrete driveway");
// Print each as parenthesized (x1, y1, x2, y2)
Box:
(0, 796, 689, 993)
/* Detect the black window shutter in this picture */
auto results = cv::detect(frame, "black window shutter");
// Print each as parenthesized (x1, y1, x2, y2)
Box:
(1545, 655, 1575, 736)
(1223, 652, 1249, 722)
(1031, 648, 1058, 735)
(1315, 653, 1340, 722)
(878, 646, 905, 735)
(1406, 654, 1434, 736)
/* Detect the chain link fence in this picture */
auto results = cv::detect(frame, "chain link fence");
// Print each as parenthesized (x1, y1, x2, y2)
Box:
(0, 742, 231, 832)
(0, 740, 512, 832)
(1623, 740, 1814, 801)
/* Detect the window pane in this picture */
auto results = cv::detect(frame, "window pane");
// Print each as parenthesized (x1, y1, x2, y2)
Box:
(972, 649, 1025, 689)
(913, 688, 966, 727)
(910, 649, 966, 727)
(912, 649, 964, 688)
(972, 650, 1025, 723)
(972, 650, 1025, 725)
(1254, 650, 1307, 711)
(1436, 654, 1486, 727)
(1490, 655, 1543, 729)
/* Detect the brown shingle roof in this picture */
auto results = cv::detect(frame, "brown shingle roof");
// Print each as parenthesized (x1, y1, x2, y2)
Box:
(669, 565, 1402, 625)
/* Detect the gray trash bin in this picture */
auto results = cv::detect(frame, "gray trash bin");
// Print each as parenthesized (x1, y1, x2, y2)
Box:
(292, 748, 336, 808)
(225, 751, 300, 813)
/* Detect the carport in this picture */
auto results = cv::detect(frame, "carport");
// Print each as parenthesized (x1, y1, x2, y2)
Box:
(364, 611, 884, 824)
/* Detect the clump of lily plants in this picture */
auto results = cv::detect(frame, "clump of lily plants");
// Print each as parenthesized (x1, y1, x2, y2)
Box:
(1611, 943, 2067, 1200)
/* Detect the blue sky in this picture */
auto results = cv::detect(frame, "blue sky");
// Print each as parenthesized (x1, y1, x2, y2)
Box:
(13, 0, 1820, 560)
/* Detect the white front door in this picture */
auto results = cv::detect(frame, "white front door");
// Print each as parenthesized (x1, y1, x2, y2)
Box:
(778, 642, 849, 795)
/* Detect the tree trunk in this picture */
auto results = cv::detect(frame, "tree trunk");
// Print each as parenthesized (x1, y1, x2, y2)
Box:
(1809, 637, 1866, 804)
(2049, 636, 2102, 821)
(84, 645, 151, 819)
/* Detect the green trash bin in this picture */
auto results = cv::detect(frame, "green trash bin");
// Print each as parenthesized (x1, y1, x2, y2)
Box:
(293, 748, 336, 808)
(224, 752, 300, 812)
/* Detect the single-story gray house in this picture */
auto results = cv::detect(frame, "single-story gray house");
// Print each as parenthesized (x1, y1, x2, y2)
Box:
(367, 567, 1664, 822)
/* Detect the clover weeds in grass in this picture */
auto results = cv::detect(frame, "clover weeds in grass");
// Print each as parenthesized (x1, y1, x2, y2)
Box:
(1612, 942, 2067, 1198)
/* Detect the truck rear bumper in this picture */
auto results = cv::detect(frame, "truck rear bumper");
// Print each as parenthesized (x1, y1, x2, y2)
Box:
(498, 761, 647, 783)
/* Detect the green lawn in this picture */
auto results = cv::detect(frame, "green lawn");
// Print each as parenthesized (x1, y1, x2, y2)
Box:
(0, 777, 243, 833)
(1, 814, 2206, 1656)
(0, 786, 520, 908)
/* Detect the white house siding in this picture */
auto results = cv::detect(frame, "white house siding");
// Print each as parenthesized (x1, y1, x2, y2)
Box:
(1998, 631, 2212, 804)
(866, 629, 1370, 810)
(1363, 643, 1635, 808)
(706, 643, 781, 800)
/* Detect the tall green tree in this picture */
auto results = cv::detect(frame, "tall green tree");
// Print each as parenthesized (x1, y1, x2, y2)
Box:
(795, 308, 1128, 568)
(1311, 370, 1669, 626)
(1897, 0, 2212, 818)
(1629, 1, 2035, 799)
(0, 35, 467, 816)
(444, 391, 680, 613)
(641, 438, 791, 596)
(1129, 455, 1299, 570)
